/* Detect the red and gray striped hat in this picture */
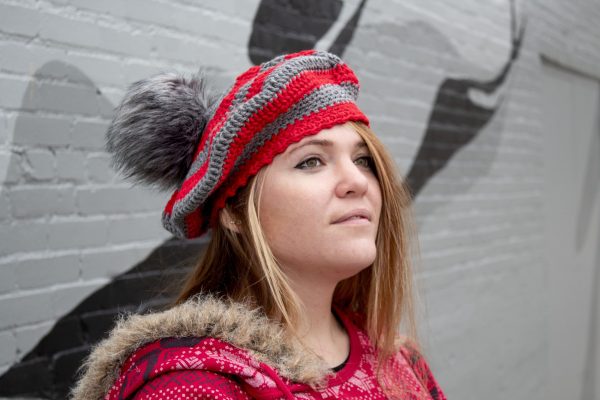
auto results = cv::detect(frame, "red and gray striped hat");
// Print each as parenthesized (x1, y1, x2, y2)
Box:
(107, 50, 369, 238)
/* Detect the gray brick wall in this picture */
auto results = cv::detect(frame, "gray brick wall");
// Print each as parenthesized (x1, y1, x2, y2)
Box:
(1, 1, 599, 399)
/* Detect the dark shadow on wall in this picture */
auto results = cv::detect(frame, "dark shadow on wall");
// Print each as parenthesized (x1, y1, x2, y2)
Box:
(248, 0, 344, 64)
(328, 0, 367, 56)
(0, 60, 115, 186)
(0, 1, 526, 398)
(0, 61, 206, 399)
(0, 238, 202, 398)
(405, 9, 525, 197)
(248, 0, 368, 63)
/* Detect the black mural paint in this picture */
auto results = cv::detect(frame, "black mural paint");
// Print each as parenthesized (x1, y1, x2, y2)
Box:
(406, 16, 525, 196)
(248, 0, 343, 63)
(327, 0, 367, 56)
(0, 235, 202, 398)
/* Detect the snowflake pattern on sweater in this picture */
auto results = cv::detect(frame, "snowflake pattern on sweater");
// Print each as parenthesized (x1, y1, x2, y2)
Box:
(107, 311, 446, 400)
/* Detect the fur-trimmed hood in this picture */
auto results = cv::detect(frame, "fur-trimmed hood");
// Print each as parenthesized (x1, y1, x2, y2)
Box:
(70, 296, 331, 400)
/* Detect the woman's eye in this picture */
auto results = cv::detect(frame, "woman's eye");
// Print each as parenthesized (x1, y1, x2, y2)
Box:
(295, 157, 323, 169)
(355, 156, 374, 170)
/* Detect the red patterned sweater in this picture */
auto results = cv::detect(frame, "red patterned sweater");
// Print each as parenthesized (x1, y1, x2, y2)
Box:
(71, 297, 446, 400)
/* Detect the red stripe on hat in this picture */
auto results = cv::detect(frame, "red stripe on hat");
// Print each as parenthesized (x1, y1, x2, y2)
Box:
(206, 102, 368, 229)
(218, 65, 358, 183)
(177, 149, 212, 202)
(245, 69, 271, 101)
(235, 64, 261, 84)
(164, 190, 178, 215)
(193, 66, 263, 162)
(243, 50, 317, 100)
(245, 62, 284, 101)
(176, 64, 356, 204)
(184, 207, 203, 238)
(227, 65, 356, 156)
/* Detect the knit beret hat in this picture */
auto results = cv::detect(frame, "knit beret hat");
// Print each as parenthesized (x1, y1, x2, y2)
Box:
(107, 49, 369, 238)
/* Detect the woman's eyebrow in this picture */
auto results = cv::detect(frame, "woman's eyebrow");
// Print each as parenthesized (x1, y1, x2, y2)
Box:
(288, 139, 333, 154)
(288, 139, 367, 154)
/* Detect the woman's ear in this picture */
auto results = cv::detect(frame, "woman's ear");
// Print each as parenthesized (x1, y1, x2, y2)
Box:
(219, 207, 242, 233)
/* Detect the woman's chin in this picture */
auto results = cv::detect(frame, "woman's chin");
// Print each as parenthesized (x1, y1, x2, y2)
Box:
(326, 246, 377, 277)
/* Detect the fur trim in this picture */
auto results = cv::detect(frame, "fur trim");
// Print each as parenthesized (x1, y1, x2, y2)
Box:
(106, 72, 219, 191)
(70, 296, 330, 400)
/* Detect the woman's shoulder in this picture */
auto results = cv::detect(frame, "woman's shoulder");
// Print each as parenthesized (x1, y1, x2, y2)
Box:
(70, 296, 330, 400)
(394, 338, 447, 400)
(70, 297, 256, 400)
(106, 336, 255, 399)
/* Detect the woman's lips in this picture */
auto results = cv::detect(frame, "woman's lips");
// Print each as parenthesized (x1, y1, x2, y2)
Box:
(332, 209, 372, 224)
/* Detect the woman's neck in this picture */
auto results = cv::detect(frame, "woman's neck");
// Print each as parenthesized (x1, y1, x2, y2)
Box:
(287, 275, 350, 368)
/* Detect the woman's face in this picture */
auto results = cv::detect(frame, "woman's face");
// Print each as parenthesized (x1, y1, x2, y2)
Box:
(259, 123, 382, 284)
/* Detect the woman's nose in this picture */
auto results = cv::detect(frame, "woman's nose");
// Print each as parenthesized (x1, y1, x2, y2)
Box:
(334, 159, 369, 198)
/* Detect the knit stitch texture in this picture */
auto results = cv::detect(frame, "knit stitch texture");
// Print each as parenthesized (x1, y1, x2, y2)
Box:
(162, 50, 369, 238)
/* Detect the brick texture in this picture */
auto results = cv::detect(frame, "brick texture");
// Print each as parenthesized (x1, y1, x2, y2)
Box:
(0, 0, 599, 399)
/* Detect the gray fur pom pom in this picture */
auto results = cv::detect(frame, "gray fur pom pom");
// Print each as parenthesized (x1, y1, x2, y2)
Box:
(106, 73, 219, 190)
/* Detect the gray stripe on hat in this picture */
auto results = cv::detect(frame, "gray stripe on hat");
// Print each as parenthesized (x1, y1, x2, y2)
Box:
(232, 82, 359, 172)
(191, 52, 343, 175)
(260, 54, 286, 72)
(161, 213, 184, 237)
(185, 54, 341, 191)
(188, 80, 254, 176)
(167, 53, 347, 229)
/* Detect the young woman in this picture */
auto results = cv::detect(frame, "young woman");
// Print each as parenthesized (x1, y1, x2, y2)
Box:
(71, 50, 446, 400)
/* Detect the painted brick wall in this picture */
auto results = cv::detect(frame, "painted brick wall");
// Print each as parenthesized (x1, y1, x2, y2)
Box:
(0, 0, 599, 399)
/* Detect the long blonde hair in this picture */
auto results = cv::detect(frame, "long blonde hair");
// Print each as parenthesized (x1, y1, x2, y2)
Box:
(175, 121, 420, 394)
